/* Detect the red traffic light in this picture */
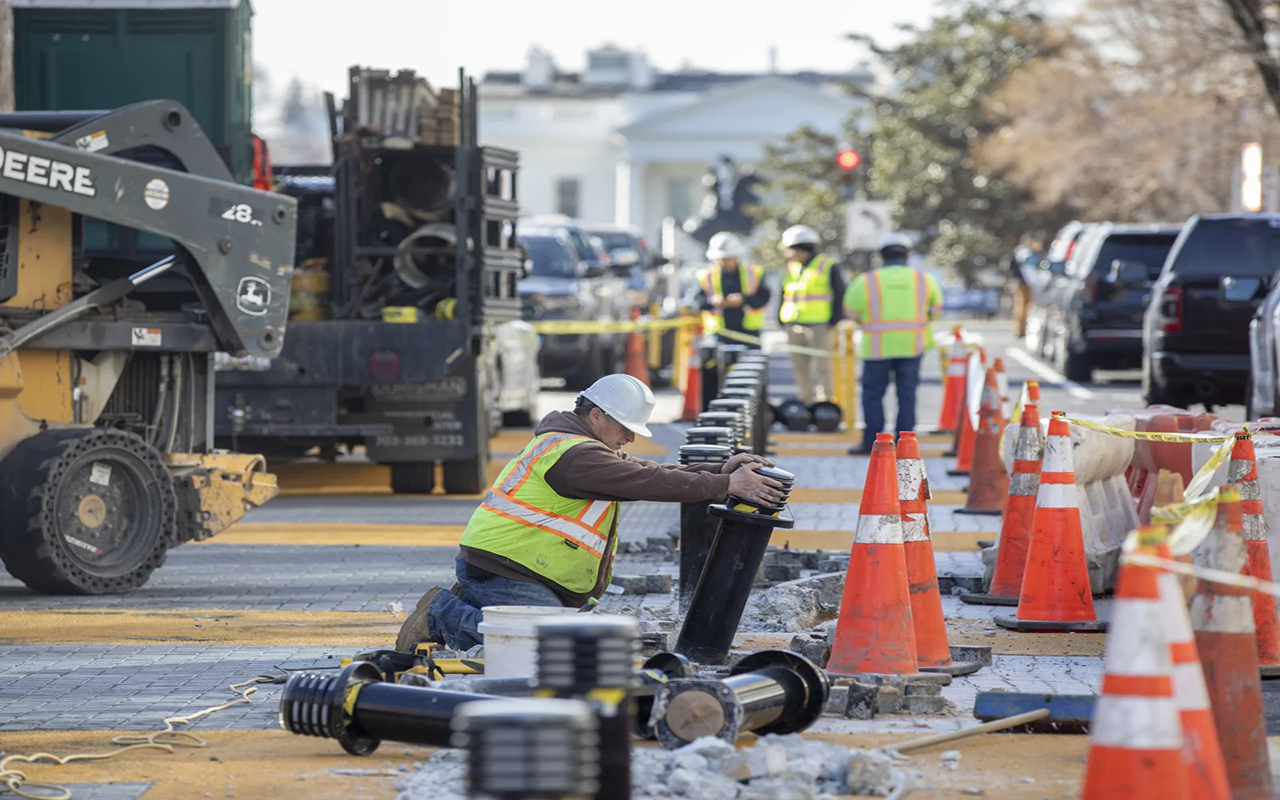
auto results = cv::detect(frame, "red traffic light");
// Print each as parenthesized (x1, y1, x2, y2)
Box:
(837, 149, 861, 170)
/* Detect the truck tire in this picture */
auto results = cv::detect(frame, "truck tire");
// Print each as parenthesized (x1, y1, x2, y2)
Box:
(443, 459, 485, 495)
(0, 428, 177, 595)
(390, 462, 436, 495)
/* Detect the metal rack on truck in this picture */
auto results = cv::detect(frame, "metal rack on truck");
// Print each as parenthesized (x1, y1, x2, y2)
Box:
(215, 68, 524, 494)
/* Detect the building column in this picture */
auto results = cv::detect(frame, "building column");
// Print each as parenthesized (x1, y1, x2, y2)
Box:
(614, 160, 644, 229)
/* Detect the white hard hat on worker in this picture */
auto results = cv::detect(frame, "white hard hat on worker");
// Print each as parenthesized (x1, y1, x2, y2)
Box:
(780, 225, 820, 249)
(706, 232, 745, 261)
(580, 374, 655, 438)
(878, 232, 912, 253)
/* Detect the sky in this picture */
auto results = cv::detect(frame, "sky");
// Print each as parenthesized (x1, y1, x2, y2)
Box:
(251, 0, 946, 97)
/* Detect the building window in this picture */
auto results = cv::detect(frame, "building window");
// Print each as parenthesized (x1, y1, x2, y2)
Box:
(667, 177, 694, 223)
(556, 178, 581, 218)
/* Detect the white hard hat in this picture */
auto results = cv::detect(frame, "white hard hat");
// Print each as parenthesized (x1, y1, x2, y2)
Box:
(878, 232, 912, 251)
(580, 374, 655, 437)
(780, 225, 819, 248)
(706, 232, 744, 261)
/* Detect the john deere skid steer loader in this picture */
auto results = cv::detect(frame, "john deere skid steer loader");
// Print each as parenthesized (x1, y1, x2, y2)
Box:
(0, 100, 296, 594)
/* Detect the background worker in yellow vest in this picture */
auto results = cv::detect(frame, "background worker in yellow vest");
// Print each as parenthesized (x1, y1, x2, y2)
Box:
(395, 374, 785, 651)
(694, 232, 771, 348)
(843, 232, 944, 456)
(778, 224, 847, 405)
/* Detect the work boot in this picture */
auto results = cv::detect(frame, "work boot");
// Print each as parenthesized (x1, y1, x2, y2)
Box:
(395, 586, 443, 653)
(847, 443, 874, 456)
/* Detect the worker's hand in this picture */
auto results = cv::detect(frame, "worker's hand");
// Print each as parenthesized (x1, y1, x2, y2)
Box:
(723, 293, 745, 308)
(727, 463, 785, 506)
(711, 294, 725, 309)
(721, 453, 774, 474)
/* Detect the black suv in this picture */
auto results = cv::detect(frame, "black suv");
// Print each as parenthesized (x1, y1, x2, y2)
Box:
(1143, 214, 1280, 409)
(1037, 222, 1181, 382)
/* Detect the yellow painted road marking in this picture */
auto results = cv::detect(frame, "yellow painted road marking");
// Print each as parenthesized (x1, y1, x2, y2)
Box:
(202, 523, 466, 547)
(11, 730, 421, 800)
(771, 529, 991, 552)
(0, 609, 400, 646)
(787, 487, 968, 505)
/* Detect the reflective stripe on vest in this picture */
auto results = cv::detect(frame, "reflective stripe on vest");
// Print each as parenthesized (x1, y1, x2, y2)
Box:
(699, 264, 765, 333)
(779, 255, 835, 324)
(460, 432, 620, 594)
(862, 267, 930, 359)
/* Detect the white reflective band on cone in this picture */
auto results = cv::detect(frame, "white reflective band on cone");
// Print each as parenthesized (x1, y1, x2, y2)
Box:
(1190, 594, 1256, 634)
(1037, 480, 1078, 509)
(1243, 512, 1267, 542)
(902, 514, 929, 543)
(1159, 574, 1194, 641)
(896, 461, 925, 502)
(1172, 662, 1212, 710)
(1010, 473, 1040, 496)
(1105, 598, 1169, 675)
(854, 514, 905, 545)
(1089, 695, 1182, 749)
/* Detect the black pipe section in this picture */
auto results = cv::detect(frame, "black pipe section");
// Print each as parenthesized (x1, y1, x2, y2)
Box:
(278, 661, 504, 755)
(674, 468, 796, 665)
(453, 698, 600, 800)
(536, 615, 637, 800)
(678, 444, 732, 611)
(653, 650, 828, 749)
(633, 652, 697, 739)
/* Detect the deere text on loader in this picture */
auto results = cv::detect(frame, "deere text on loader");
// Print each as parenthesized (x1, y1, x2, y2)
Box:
(0, 100, 297, 594)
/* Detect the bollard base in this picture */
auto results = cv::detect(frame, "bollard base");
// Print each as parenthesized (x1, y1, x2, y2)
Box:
(959, 592, 1020, 607)
(946, 468, 970, 477)
(953, 507, 1001, 516)
(994, 615, 1107, 633)
(1261, 664, 1280, 680)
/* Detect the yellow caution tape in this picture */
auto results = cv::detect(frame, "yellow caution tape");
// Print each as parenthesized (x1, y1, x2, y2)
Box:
(715, 327, 831, 357)
(1050, 413, 1234, 443)
(530, 317, 691, 335)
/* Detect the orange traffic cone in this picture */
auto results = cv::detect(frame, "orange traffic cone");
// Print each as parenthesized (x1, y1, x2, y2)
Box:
(947, 349, 986, 475)
(1192, 487, 1274, 800)
(1152, 528, 1232, 800)
(1080, 525, 1188, 800)
(623, 308, 649, 386)
(828, 432, 920, 676)
(956, 367, 1009, 515)
(994, 357, 1010, 419)
(995, 413, 1106, 632)
(960, 397, 1043, 606)
(679, 340, 703, 423)
(936, 326, 967, 434)
(898, 432, 980, 676)
(1227, 432, 1280, 679)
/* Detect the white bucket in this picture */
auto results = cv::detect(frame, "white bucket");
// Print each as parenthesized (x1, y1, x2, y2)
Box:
(476, 605, 580, 679)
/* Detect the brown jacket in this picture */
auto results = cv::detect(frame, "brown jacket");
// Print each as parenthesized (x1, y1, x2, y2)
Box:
(460, 410, 732, 606)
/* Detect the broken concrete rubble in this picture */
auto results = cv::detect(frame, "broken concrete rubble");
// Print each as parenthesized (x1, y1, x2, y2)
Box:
(743, 572, 843, 632)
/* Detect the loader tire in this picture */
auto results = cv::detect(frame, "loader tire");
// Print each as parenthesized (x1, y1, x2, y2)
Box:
(0, 428, 177, 595)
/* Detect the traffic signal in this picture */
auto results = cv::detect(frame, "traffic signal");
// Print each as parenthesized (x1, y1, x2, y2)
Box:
(837, 149, 861, 170)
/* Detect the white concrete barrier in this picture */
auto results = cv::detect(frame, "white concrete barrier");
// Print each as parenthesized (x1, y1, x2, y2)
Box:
(986, 413, 1138, 595)
(1192, 433, 1280, 571)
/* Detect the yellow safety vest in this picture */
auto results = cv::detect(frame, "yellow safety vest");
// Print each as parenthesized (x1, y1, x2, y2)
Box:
(460, 432, 619, 594)
(698, 264, 765, 333)
(847, 265, 937, 359)
(779, 254, 837, 324)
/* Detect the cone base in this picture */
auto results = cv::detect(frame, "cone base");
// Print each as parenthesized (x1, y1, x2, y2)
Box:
(1260, 664, 1280, 680)
(920, 661, 983, 676)
(954, 507, 1002, 516)
(959, 593, 1019, 607)
(994, 614, 1107, 633)
(943, 450, 957, 457)
(946, 468, 970, 477)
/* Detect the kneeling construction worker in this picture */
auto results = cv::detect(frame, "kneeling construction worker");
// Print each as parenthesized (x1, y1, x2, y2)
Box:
(843, 232, 943, 455)
(694, 232, 771, 348)
(396, 373, 785, 651)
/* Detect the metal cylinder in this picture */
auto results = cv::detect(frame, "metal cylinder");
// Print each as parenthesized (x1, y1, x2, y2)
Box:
(633, 652, 697, 739)
(683, 427, 734, 448)
(278, 661, 504, 755)
(453, 698, 600, 800)
(677, 445, 731, 610)
(399, 674, 539, 695)
(653, 650, 828, 749)
(536, 615, 637, 800)
(709, 398, 753, 452)
(674, 469, 796, 664)
(697, 411, 744, 450)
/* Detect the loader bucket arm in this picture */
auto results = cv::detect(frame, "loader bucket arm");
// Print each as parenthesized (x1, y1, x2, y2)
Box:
(0, 105, 296, 359)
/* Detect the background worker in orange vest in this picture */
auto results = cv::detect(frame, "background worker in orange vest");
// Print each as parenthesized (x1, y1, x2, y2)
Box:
(694, 232, 771, 348)
(777, 225, 847, 405)
(843, 232, 944, 455)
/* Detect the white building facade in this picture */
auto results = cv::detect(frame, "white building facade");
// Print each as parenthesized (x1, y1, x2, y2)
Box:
(478, 46, 869, 249)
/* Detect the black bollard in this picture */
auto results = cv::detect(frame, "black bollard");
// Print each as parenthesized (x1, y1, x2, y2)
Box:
(699, 343, 719, 412)
(278, 661, 505, 755)
(536, 615, 638, 800)
(708, 398, 753, 451)
(652, 650, 829, 749)
(697, 411, 745, 450)
(683, 426, 734, 448)
(453, 698, 600, 800)
(678, 444, 732, 610)
(674, 467, 797, 665)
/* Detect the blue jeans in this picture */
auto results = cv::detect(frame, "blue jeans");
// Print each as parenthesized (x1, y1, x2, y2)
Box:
(861, 356, 923, 445)
(427, 556, 567, 650)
